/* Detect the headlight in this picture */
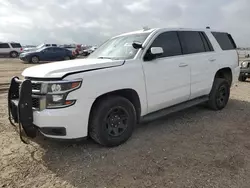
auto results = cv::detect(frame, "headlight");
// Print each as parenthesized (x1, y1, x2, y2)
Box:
(45, 79, 82, 109)
(241, 61, 249, 68)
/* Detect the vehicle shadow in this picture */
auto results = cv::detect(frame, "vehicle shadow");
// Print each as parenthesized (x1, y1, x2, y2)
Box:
(36, 99, 250, 187)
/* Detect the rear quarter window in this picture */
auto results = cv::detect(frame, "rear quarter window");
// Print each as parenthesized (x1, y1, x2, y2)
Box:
(0, 43, 10, 48)
(10, 43, 22, 48)
(212, 32, 237, 50)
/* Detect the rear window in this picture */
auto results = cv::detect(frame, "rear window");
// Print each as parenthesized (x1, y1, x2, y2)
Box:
(178, 31, 205, 54)
(0, 43, 10, 48)
(10, 43, 21, 48)
(212, 32, 237, 50)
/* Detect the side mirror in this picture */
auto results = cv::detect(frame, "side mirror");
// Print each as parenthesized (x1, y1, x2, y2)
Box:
(132, 42, 142, 49)
(150, 47, 163, 55)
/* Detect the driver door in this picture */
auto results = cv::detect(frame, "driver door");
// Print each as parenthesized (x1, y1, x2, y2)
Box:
(142, 31, 191, 113)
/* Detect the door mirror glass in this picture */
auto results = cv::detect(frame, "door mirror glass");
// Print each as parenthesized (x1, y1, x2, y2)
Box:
(150, 47, 163, 55)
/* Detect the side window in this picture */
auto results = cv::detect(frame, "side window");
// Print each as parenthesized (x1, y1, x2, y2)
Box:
(178, 31, 205, 54)
(0, 43, 10, 48)
(52, 44, 57, 47)
(10, 43, 22, 48)
(45, 44, 50, 47)
(144, 31, 182, 60)
(212, 32, 237, 50)
(199, 32, 214, 52)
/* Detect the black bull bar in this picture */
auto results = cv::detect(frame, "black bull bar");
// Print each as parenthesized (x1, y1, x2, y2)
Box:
(8, 77, 37, 143)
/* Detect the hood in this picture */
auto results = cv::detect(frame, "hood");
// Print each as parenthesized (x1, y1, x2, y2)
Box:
(22, 58, 125, 78)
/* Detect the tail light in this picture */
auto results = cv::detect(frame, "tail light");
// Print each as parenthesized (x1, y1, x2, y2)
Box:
(20, 48, 23, 51)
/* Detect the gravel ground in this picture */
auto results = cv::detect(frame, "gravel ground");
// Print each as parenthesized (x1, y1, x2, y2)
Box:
(1, 59, 250, 188)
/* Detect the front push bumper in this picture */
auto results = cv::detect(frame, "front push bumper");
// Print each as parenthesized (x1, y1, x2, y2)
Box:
(8, 77, 37, 143)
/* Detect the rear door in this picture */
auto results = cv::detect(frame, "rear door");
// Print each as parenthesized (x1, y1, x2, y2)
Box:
(178, 31, 217, 99)
(0, 43, 11, 55)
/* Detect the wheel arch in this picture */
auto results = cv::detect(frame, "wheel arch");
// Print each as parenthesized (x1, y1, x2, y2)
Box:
(214, 67, 233, 86)
(88, 88, 142, 127)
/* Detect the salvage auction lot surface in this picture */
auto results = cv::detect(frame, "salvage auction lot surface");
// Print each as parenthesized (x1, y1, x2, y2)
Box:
(1, 59, 250, 188)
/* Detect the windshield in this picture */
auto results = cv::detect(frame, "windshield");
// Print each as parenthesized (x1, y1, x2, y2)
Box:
(36, 44, 45, 49)
(88, 33, 149, 60)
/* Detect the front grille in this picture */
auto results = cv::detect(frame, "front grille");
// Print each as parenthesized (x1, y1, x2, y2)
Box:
(32, 83, 41, 91)
(32, 97, 40, 109)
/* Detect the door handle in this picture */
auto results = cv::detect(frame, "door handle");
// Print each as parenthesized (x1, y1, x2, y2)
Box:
(209, 58, 216, 62)
(179, 63, 188, 67)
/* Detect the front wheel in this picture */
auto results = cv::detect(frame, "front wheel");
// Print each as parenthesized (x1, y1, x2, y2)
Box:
(89, 96, 136, 147)
(30, 56, 39, 64)
(64, 56, 70, 60)
(207, 78, 230, 110)
(239, 75, 247, 82)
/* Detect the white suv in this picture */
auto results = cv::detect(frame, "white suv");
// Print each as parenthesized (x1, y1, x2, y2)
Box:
(0, 42, 23, 58)
(8, 28, 240, 146)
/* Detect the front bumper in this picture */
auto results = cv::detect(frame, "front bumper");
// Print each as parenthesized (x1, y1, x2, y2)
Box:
(8, 77, 92, 143)
(240, 67, 250, 78)
(8, 77, 37, 143)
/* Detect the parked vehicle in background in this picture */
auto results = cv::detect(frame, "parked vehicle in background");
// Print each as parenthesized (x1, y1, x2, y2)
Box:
(19, 46, 74, 63)
(0, 42, 23, 57)
(23, 43, 57, 52)
(9, 28, 239, 147)
(239, 60, 250, 81)
(82, 46, 97, 56)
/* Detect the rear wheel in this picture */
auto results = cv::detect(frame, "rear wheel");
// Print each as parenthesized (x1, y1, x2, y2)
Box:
(239, 75, 247, 82)
(89, 96, 136, 147)
(10, 51, 18, 58)
(30, 56, 39, 64)
(207, 78, 230, 110)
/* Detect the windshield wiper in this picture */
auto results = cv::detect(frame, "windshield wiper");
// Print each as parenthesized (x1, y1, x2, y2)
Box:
(97, 56, 113, 59)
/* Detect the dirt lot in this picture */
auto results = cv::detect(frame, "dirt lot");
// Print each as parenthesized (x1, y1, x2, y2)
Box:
(1, 58, 250, 188)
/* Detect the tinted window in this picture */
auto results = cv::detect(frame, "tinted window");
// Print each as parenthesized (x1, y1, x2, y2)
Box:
(212, 32, 236, 50)
(45, 44, 50, 47)
(10, 43, 21, 48)
(200, 32, 214, 52)
(178, 31, 206, 54)
(52, 44, 57, 47)
(146, 31, 182, 59)
(0, 43, 10, 48)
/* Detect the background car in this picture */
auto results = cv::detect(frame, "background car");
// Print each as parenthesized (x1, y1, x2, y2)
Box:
(23, 43, 57, 52)
(82, 46, 97, 56)
(19, 46, 74, 63)
(0, 42, 23, 58)
(239, 60, 250, 81)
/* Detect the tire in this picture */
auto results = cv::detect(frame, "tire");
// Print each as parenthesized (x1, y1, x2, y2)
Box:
(239, 75, 247, 82)
(10, 51, 18, 58)
(64, 56, 70, 60)
(30, 56, 39, 64)
(89, 96, 136, 147)
(207, 78, 230, 111)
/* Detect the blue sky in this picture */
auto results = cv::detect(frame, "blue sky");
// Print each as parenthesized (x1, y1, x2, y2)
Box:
(0, 0, 249, 47)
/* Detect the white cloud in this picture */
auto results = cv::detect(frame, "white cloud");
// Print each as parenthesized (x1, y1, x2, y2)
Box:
(0, 0, 249, 47)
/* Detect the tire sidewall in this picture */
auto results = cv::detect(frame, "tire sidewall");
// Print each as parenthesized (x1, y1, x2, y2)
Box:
(10, 51, 18, 58)
(210, 79, 230, 110)
(90, 97, 136, 147)
(31, 56, 39, 63)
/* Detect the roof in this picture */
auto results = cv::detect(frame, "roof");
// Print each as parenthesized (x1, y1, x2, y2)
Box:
(113, 27, 225, 38)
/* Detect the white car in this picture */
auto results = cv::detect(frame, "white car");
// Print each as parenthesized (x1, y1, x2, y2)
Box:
(0, 42, 23, 58)
(23, 43, 57, 52)
(8, 28, 240, 146)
